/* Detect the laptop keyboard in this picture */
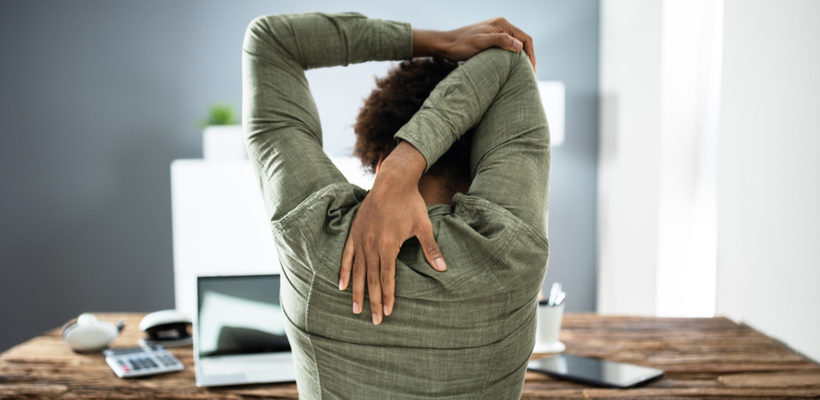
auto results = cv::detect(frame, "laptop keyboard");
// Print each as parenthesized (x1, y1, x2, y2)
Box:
(201, 355, 292, 376)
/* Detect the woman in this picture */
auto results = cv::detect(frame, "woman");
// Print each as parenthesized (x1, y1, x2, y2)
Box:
(243, 11, 550, 399)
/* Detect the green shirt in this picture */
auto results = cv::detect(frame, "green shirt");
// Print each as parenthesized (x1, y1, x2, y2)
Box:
(242, 12, 550, 399)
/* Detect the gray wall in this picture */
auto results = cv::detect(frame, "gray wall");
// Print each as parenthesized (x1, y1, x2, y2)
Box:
(0, 0, 598, 352)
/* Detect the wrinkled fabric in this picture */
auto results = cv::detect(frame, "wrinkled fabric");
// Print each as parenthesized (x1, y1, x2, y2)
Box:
(242, 12, 551, 399)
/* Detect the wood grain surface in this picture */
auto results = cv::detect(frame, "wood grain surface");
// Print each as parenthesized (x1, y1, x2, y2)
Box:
(1, 313, 818, 399)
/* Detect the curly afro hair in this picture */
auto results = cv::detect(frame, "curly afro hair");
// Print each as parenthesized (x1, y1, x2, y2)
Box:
(353, 57, 472, 190)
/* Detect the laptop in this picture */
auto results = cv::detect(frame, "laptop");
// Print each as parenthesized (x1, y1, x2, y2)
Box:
(194, 274, 296, 387)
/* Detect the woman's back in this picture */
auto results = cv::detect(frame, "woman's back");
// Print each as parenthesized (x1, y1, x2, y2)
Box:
(274, 184, 547, 398)
(243, 12, 550, 399)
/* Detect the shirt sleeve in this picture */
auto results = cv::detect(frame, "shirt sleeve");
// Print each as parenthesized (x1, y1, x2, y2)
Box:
(242, 12, 413, 223)
(394, 49, 551, 235)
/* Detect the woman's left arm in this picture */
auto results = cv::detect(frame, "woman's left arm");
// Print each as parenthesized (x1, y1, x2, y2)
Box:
(242, 12, 413, 223)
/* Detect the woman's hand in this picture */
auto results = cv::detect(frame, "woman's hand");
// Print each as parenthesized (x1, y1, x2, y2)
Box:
(414, 17, 536, 72)
(339, 142, 446, 325)
(340, 17, 535, 325)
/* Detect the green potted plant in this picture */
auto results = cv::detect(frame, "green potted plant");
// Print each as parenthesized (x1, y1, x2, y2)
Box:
(201, 104, 246, 160)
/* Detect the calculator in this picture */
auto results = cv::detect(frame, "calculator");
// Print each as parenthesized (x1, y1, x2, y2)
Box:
(103, 344, 184, 378)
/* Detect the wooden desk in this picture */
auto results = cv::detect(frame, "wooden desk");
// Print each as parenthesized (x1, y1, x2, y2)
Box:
(1, 313, 818, 399)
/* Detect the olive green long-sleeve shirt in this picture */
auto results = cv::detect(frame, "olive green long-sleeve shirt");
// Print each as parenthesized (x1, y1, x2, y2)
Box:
(242, 12, 550, 399)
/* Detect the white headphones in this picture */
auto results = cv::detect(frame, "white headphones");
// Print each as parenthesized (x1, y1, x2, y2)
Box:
(61, 313, 124, 353)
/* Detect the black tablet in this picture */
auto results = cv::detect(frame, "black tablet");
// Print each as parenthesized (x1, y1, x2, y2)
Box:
(528, 354, 664, 388)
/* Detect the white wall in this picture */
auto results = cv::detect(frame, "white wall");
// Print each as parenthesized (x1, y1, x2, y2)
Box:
(600, 0, 820, 361)
(598, 0, 720, 316)
(171, 157, 374, 319)
(716, 0, 820, 363)
(655, 0, 721, 317)
(598, 0, 662, 315)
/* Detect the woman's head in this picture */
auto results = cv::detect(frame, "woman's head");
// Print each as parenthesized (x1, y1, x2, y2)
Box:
(354, 57, 472, 192)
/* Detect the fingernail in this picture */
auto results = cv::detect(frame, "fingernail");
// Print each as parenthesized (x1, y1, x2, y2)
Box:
(513, 40, 523, 51)
(435, 258, 447, 271)
(339, 279, 344, 290)
(384, 305, 390, 316)
(372, 313, 380, 325)
(353, 303, 360, 314)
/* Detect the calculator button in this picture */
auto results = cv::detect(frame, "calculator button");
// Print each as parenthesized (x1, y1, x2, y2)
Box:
(105, 345, 183, 378)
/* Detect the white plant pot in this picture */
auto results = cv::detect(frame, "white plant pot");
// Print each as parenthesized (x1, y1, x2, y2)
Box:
(203, 125, 247, 161)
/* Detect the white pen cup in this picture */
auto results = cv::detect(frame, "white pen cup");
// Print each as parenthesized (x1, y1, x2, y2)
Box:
(533, 301, 566, 353)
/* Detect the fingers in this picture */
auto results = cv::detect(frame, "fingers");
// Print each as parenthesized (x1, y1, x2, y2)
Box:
(511, 28, 535, 72)
(417, 223, 447, 272)
(351, 243, 366, 316)
(347, 239, 398, 323)
(485, 33, 523, 53)
(494, 17, 536, 72)
(346, 239, 388, 325)
(380, 249, 397, 317)
(523, 38, 536, 72)
(339, 236, 354, 290)
(366, 243, 383, 325)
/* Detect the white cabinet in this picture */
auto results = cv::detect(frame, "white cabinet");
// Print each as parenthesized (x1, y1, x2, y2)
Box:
(171, 157, 372, 319)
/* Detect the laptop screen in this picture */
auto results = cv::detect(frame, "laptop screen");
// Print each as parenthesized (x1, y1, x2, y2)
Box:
(196, 274, 290, 358)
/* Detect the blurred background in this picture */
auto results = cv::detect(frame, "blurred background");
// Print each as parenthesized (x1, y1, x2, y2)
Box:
(1, 0, 817, 363)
